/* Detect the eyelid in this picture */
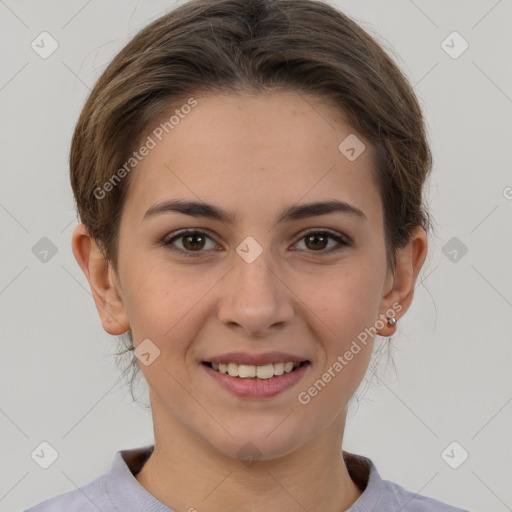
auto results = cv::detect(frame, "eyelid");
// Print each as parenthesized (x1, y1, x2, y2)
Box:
(290, 228, 349, 254)
(162, 229, 220, 253)
(296, 227, 350, 244)
(162, 228, 216, 244)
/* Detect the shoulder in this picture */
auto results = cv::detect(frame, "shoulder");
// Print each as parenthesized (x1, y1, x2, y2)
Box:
(379, 478, 470, 511)
(22, 471, 111, 512)
(343, 451, 470, 512)
(22, 446, 156, 512)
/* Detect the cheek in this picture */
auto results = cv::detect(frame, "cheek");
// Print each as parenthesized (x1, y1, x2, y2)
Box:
(118, 257, 171, 337)
(295, 259, 385, 335)
(293, 260, 383, 399)
(302, 272, 379, 409)
(120, 262, 213, 346)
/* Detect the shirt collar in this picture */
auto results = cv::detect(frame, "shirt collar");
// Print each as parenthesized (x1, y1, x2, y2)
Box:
(107, 445, 384, 511)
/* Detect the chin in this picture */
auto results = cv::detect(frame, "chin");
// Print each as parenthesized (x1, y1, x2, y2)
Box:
(205, 421, 310, 463)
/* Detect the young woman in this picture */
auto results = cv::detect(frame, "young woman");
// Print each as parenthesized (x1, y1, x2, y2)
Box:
(25, 0, 469, 510)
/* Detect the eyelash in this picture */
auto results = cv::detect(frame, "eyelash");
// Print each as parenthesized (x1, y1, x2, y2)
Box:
(161, 229, 349, 258)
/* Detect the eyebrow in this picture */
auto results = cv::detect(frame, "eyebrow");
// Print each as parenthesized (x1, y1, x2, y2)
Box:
(142, 199, 367, 224)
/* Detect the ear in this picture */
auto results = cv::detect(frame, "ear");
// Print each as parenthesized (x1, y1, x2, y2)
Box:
(377, 226, 428, 336)
(71, 223, 130, 335)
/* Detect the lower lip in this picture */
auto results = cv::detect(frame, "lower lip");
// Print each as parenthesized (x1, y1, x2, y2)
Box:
(201, 362, 311, 399)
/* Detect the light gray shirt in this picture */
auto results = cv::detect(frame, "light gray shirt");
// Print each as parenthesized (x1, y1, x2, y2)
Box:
(23, 445, 470, 511)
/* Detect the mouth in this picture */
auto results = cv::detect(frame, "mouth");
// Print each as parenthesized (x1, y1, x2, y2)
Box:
(201, 359, 312, 398)
(201, 360, 310, 380)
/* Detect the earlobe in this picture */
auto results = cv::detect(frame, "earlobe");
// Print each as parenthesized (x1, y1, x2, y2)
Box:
(377, 226, 428, 336)
(71, 224, 130, 335)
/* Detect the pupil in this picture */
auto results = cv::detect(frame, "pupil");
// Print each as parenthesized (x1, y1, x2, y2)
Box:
(306, 234, 327, 250)
(184, 234, 204, 250)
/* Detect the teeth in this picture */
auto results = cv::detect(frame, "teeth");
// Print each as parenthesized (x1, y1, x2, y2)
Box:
(273, 362, 284, 375)
(227, 363, 239, 377)
(283, 362, 294, 372)
(238, 364, 256, 378)
(256, 364, 274, 379)
(210, 361, 303, 379)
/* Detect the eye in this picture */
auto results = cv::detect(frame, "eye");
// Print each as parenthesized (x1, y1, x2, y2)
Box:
(161, 228, 349, 258)
(162, 229, 218, 257)
(292, 229, 349, 254)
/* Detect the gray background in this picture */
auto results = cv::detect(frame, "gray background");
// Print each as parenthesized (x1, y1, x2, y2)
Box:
(1, 1, 511, 511)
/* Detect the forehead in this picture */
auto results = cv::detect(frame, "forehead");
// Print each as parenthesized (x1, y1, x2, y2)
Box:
(123, 91, 382, 226)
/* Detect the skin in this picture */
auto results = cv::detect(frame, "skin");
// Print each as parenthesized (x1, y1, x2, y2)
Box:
(72, 91, 427, 512)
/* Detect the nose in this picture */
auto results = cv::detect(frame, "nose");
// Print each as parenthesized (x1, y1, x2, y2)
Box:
(217, 249, 294, 337)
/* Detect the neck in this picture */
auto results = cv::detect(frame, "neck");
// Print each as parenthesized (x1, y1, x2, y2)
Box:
(135, 408, 363, 512)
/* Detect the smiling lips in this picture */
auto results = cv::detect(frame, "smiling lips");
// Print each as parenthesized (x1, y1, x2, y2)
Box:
(205, 361, 306, 379)
(202, 351, 310, 380)
(201, 359, 311, 399)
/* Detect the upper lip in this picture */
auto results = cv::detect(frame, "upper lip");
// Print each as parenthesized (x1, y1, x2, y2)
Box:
(203, 351, 310, 366)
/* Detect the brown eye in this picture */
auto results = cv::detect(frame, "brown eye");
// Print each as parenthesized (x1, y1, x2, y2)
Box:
(305, 233, 329, 250)
(294, 230, 348, 254)
(181, 233, 206, 251)
(163, 230, 217, 257)
(162, 228, 348, 258)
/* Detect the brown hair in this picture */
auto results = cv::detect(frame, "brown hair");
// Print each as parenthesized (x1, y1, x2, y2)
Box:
(70, 0, 433, 401)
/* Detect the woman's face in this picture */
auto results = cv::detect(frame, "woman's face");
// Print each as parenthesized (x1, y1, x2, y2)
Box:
(109, 91, 400, 460)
